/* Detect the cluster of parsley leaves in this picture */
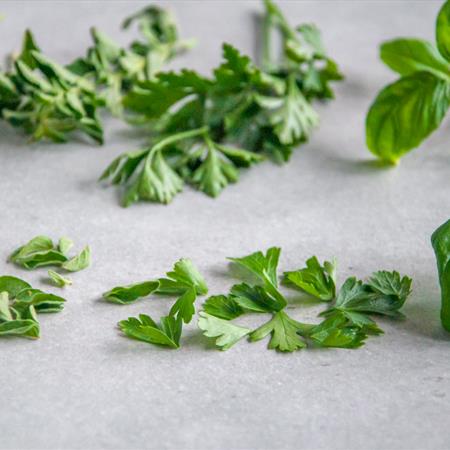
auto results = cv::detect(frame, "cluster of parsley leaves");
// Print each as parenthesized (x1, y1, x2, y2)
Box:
(100, 0, 343, 205)
(107, 248, 411, 352)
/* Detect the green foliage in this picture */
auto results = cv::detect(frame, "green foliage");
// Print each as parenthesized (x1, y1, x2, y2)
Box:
(119, 314, 182, 349)
(199, 248, 412, 352)
(0, 275, 66, 339)
(101, 0, 341, 206)
(431, 217, 450, 332)
(48, 270, 72, 288)
(283, 256, 336, 301)
(366, 0, 450, 162)
(10, 235, 90, 272)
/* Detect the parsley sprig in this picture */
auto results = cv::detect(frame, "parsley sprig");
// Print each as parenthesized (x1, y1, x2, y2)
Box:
(101, 0, 342, 206)
(199, 247, 412, 352)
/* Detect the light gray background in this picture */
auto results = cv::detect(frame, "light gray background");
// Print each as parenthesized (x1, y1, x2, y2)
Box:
(0, 1, 449, 449)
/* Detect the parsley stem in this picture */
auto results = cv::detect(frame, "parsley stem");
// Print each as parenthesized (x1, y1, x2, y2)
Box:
(151, 126, 209, 154)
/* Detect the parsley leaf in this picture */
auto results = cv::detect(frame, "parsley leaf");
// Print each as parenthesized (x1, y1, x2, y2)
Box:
(249, 310, 306, 352)
(198, 311, 251, 350)
(119, 314, 182, 349)
(156, 258, 208, 296)
(169, 287, 197, 324)
(228, 246, 286, 309)
(202, 294, 244, 320)
(283, 256, 336, 301)
(103, 280, 160, 304)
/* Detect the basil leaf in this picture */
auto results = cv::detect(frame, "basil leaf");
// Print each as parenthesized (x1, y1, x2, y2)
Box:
(380, 38, 450, 81)
(366, 72, 450, 163)
(436, 0, 450, 62)
(431, 217, 450, 332)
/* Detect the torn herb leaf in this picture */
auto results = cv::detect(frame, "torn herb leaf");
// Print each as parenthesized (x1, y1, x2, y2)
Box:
(119, 314, 182, 349)
(198, 311, 251, 350)
(283, 256, 336, 301)
(48, 270, 72, 288)
(249, 310, 306, 352)
(103, 280, 160, 305)
(61, 246, 91, 272)
(202, 295, 244, 321)
(157, 258, 208, 296)
(10, 236, 90, 272)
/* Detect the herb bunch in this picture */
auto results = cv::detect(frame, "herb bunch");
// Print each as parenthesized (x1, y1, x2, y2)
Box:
(68, 6, 194, 116)
(366, 0, 450, 163)
(100, 0, 343, 206)
(0, 5, 191, 142)
(0, 31, 103, 143)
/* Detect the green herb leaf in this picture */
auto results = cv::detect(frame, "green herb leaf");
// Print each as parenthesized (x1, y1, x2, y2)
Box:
(431, 217, 450, 332)
(380, 38, 450, 80)
(15, 288, 66, 313)
(61, 246, 91, 272)
(230, 283, 284, 312)
(0, 276, 31, 298)
(228, 247, 286, 309)
(169, 287, 197, 323)
(202, 294, 244, 320)
(249, 310, 306, 352)
(366, 72, 450, 163)
(103, 280, 159, 304)
(283, 256, 336, 301)
(48, 270, 72, 288)
(157, 258, 208, 296)
(119, 314, 182, 348)
(58, 237, 74, 255)
(436, 0, 450, 62)
(198, 311, 251, 350)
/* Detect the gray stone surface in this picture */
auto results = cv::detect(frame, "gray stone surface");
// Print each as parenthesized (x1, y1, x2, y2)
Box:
(0, 1, 449, 449)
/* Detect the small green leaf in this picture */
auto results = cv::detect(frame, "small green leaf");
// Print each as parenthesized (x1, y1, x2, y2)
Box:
(230, 283, 284, 312)
(103, 280, 159, 304)
(58, 237, 74, 255)
(62, 246, 91, 272)
(15, 288, 66, 313)
(202, 295, 244, 320)
(119, 314, 182, 348)
(283, 256, 336, 301)
(157, 258, 208, 296)
(249, 310, 306, 352)
(169, 287, 197, 324)
(48, 270, 72, 288)
(198, 311, 251, 350)
(0, 276, 31, 299)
